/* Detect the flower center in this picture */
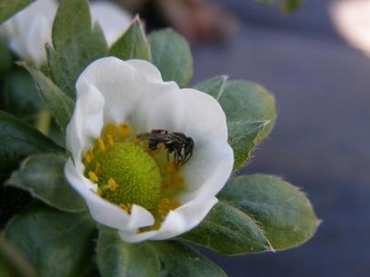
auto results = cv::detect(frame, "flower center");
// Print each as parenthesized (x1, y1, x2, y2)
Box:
(82, 122, 185, 231)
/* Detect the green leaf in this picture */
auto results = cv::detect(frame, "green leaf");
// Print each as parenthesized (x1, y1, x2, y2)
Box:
(49, 0, 107, 99)
(150, 241, 228, 277)
(0, 111, 63, 181)
(182, 174, 319, 255)
(21, 63, 74, 131)
(220, 81, 276, 170)
(0, 0, 34, 24)
(4, 204, 96, 277)
(96, 227, 160, 277)
(149, 29, 193, 88)
(109, 16, 151, 61)
(194, 75, 228, 101)
(6, 153, 86, 213)
(2, 67, 42, 121)
(0, 237, 36, 277)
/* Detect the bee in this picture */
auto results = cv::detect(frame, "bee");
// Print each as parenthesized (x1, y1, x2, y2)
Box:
(137, 129, 194, 166)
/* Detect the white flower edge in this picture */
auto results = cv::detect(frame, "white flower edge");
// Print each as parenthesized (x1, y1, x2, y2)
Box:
(65, 57, 234, 242)
(0, 0, 58, 67)
(0, 0, 131, 66)
(330, 0, 370, 57)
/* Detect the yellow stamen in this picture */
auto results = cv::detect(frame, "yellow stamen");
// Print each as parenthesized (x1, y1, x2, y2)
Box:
(149, 221, 161, 230)
(94, 162, 101, 175)
(108, 178, 118, 191)
(118, 122, 130, 138)
(107, 134, 114, 147)
(149, 143, 166, 155)
(97, 188, 103, 196)
(97, 138, 106, 152)
(100, 178, 118, 192)
(157, 198, 180, 216)
(84, 148, 94, 164)
(166, 162, 178, 173)
(119, 203, 132, 213)
(172, 174, 184, 187)
(88, 171, 99, 183)
(104, 123, 117, 137)
(161, 180, 169, 189)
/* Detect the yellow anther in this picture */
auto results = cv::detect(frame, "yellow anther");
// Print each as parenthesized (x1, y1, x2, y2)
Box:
(88, 171, 99, 183)
(157, 143, 166, 151)
(107, 134, 114, 147)
(94, 162, 101, 175)
(149, 143, 166, 155)
(108, 178, 118, 191)
(97, 188, 103, 196)
(149, 221, 161, 231)
(172, 174, 184, 187)
(104, 123, 117, 137)
(119, 203, 132, 213)
(166, 162, 178, 173)
(118, 122, 130, 138)
(157, 198, 179, 216)
(161, 180, 169, 189)
(97, 138, 106, 152)
(84, 148, 94, 164)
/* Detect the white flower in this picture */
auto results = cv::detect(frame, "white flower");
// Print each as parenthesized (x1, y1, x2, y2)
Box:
(0, 0, 131, 67)
(65, 57, 234, 242)
(330, 0, 370, 58)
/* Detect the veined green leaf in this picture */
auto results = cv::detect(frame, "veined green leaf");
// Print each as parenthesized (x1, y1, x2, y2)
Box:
(21, 63, 74, 131)
(96, 227, 160, 277)
(0, 111, 63, 181)
(182, 174, 319, 255)
(149, 29, 193, 88)
(109, 16, 151, 61)
(150, 241, 228, 277)
(220, 81, 276, 170)
(6, 153, 86, 213)
(49, 0, 107, 99)
(4, 204, 96, 277)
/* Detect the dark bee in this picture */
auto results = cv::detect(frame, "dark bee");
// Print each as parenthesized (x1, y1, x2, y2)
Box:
(137, 129, 194, 166)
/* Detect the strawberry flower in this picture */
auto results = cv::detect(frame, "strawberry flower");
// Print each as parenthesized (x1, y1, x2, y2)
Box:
(65, 57, 233, 242)
(0, 0, 131, 67)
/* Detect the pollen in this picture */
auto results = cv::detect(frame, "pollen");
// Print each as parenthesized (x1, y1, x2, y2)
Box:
(157, 198, 180, 217)
(119, 203, 132, 213)
(88, 171, 99, 183)
(106, 134, 114, 147)
(172, 174, 184, 187)
(108, 178, 118, 191)
(165, 162, 178, 173)
(97, 138, 106, 152)
(118, 122, 130, 138)
(82, 122, 189, 234)
(104, 123, 117, 137)
(94, 162, 101, 175)
(84, 148, 94, 164)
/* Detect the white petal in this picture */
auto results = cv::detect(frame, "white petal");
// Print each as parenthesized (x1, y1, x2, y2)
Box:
(66, 82, 105, 159)
(1, 0, 57, 66)
(153, 196, 218, 240)
(90, 1, 132, 46)
(118, 196, 218, 242)
(146, 88, 227, 141)
(330, 0, 370, 58)
(75, 57, 146, 124)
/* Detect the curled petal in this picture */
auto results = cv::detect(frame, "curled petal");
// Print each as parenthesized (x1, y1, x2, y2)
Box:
(66, 57, 234, 242)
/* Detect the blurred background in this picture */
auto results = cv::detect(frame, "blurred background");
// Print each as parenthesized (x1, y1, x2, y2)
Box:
(187, 0, 370, 276)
